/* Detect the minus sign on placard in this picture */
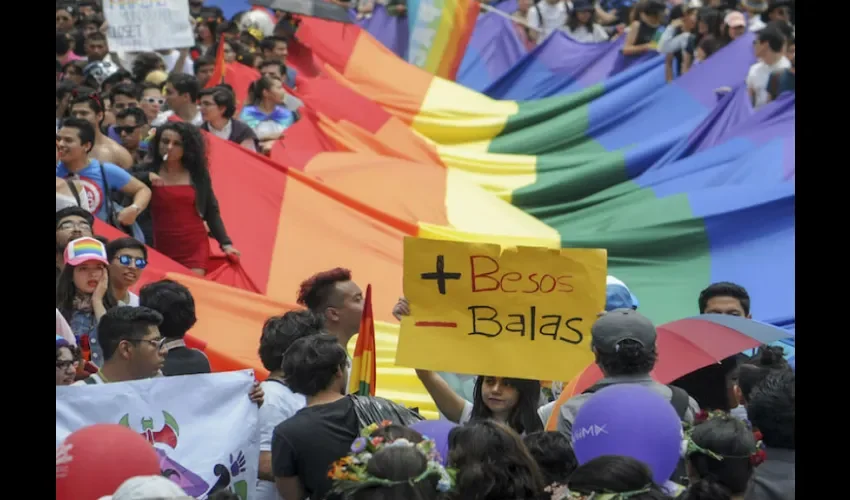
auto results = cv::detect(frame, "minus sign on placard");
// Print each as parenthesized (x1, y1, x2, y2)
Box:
(414, 321, 458, 328)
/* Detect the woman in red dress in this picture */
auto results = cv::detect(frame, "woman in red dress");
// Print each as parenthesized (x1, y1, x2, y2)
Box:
(136, 122, 239, 275)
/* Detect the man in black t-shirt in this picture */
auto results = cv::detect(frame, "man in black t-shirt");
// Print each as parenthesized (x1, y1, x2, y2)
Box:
(271, 334, 421, 499)
(271, 334, 360, 500)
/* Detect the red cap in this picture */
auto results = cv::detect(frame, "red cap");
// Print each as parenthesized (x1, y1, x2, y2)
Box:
(57, 424, 161, 500)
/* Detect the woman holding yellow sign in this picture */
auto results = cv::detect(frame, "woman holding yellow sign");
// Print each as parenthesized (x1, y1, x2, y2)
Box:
(394, 298, 544, 435)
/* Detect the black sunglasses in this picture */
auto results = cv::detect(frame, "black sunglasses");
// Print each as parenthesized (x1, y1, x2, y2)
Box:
(118, 255, 148, 269)
(114, 125, 140, 135)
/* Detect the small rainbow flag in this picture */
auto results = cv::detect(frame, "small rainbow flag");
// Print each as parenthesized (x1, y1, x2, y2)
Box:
(204, 35, 261, 114)
(406, 0, 480, 80)
(205, 35, 227, 89)
(348, 284, 377, 396)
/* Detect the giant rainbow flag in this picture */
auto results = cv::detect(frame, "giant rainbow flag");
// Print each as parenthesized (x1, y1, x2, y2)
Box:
(115, 16, 793, 417)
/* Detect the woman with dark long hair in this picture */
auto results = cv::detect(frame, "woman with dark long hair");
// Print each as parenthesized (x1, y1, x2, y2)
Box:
(416, 369, 544, 435)
(135, 122, 239, 275)
(564, 0, 609, 43)
(57, 237, 118, 368)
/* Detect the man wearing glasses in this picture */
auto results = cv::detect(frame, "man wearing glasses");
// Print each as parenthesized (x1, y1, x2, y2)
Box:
(74, 305, 267, 406)
(106, 237, 148, 307)
(73, 306, 167, 385)
(56, 207, 95, 282)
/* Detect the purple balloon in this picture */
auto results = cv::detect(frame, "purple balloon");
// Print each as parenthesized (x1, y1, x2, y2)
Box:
(571, 384, 683, 484)
(409, 419, 457, 465)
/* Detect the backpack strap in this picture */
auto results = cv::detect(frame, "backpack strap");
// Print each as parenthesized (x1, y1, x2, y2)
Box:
(581, 382, 610, 395)
(668, 385, 690, 420)
(583, 383, 691, 420)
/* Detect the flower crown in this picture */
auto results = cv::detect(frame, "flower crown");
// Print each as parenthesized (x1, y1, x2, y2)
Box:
(328, 420, 456, 493)
(685, 410, 766, 466)
(558, 487, 652, 500)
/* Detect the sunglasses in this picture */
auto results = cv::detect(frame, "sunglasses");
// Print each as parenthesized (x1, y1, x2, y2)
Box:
(117, 254, 148, 269)
(144, 96, 165, 106)
(114, 125, 140, 135)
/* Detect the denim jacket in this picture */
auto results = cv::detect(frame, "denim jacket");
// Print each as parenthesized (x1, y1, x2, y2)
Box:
(68, 310, 104, 368)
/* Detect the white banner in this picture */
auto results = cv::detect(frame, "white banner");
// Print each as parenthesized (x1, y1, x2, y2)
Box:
(57, 370, 260, 500)
(103, 0, 195, 52)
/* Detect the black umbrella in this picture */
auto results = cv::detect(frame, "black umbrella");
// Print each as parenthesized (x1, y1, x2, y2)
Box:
(250, 0, 353, 24)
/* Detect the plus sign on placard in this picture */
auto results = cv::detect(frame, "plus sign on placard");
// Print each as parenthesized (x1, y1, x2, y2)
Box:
(420, 255, 462, 295)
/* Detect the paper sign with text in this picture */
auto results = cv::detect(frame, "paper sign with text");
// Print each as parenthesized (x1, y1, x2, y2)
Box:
(104, 0, 194, 52)
(396, 238, 607, 382)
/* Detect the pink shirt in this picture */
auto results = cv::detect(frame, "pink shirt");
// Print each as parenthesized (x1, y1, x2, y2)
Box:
(59, 52, 84, 66)
(56, 309, 76, 346)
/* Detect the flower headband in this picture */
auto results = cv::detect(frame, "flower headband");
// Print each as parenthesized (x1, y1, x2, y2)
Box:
(559, 487, 652, 500)
(685, 410, 766, 466)
(328, 420, 456, 493)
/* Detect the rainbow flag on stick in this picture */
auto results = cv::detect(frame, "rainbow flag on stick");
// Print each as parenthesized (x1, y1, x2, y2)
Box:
(349, 284, 377, 396)
(406, 0, 480, 80)
(205, 35, 227, 88)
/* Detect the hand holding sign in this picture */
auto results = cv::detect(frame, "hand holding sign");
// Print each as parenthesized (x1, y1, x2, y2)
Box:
(396, 238, 606, 383)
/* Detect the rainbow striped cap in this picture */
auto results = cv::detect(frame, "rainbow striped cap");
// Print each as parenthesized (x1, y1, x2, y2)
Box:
(64, 237, 108, 267)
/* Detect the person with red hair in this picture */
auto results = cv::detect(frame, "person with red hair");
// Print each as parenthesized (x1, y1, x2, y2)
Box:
(296, 267, 364, 349)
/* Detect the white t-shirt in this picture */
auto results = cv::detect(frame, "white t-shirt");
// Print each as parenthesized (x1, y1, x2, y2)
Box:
(749, 17, 766, 32)
(118, 291, 140, 307)
(256, 379, 306, 500)
(151, 109, 204, 128)
(746, 56, 791, 108)
(160, 49, 195, 75)
(565, 24, 609, 43)
(527, 1, 568, 39)
(459, 400, 474, 424)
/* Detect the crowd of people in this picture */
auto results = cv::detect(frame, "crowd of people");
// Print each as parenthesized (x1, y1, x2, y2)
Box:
(56, 1, 794, 499)
(507, 0, 795, 107)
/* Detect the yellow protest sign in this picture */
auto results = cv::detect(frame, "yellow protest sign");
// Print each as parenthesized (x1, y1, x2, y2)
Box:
(396, 237, 607, 383)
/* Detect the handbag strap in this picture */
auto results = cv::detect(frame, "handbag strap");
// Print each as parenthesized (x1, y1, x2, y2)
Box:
(64, 178, 83, 207)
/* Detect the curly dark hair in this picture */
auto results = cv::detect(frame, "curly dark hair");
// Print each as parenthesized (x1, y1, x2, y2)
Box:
(149, 121, 211, 186)
(523, 432, 577, 486)
(447, 420, 546, 500)
(258, 309, 325, 372)
(56, 341, 82, 363)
